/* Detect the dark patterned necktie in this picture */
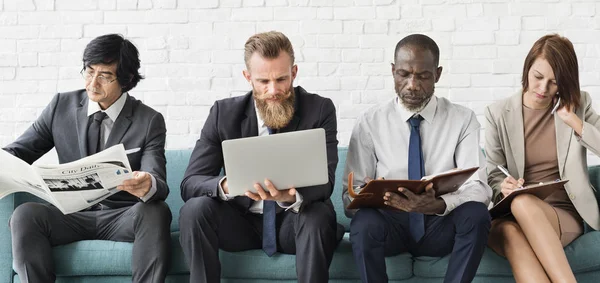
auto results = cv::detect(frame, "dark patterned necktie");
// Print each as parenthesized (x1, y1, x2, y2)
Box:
(87, 111, 107, 155)
(262, 127, 277, 256)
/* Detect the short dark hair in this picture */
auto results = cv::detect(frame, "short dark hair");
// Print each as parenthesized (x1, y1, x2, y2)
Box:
(522, 34, 580, 111)
(82, 34, 143, 93)
(394, 34, 440, 67)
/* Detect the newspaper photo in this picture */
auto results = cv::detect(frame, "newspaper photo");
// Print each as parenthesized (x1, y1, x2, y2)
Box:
(0, 144, 133, 214)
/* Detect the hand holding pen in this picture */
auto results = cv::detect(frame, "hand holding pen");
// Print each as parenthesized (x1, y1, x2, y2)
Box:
(497, 165, 525, 197)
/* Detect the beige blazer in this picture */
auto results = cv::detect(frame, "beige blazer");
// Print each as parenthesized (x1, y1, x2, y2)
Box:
(485, 91, 600, 230)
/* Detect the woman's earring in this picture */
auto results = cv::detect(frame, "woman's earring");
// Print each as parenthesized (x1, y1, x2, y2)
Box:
(556, 91, 559, 96)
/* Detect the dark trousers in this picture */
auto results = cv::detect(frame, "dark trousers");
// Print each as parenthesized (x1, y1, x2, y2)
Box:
(179, 197, 339, 283)
(10, 201, 172, 283)
(350, 201, 491, 283)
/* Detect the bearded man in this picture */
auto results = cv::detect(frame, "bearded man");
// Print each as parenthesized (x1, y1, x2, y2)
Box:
(179, 31, 341, 283)
(343, 34, 492, 283)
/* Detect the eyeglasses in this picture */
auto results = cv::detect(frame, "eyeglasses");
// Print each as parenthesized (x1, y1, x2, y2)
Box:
(81, 69, 118, 85)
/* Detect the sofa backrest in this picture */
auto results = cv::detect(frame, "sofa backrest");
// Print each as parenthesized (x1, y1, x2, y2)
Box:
(165, 149, 193, 232)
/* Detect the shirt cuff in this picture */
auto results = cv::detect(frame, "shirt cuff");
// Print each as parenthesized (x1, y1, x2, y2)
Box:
(277, 191, 303, 213)
(217, 176, 233, 201)
(139, 174, 157, 202)
(437, 194, 462, 216)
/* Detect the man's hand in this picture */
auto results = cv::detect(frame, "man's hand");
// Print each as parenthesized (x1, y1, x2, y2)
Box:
(245, 179, 296, 203)
(500, 176, 524, 197)
(383, 183, 446, 215)
(221, 178, 229, 194)
(118, 171, 152, 198)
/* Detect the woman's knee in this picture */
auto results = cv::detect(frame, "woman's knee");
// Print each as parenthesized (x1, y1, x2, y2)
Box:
(510, 194, 540, 216)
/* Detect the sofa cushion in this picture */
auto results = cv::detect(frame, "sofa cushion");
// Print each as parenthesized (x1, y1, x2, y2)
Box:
(43, 233, 188, 277)
(413, 231, 600, 278)
(46, 232, 414, 280)
(217, 233, 413, 280)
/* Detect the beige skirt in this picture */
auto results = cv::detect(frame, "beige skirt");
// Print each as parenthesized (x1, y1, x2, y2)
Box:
(552, 206, 583, 247)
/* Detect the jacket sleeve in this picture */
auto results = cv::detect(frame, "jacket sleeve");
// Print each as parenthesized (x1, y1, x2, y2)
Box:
(294, 98, 339, 209)
(578, 91, 600, 156)
(180, 101, 224, 202)
(484, 105, 508, 204)
(3, 93, 59, 164)
(139, 112, 169, 201)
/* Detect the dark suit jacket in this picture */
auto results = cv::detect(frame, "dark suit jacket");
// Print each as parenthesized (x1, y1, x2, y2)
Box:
(181, 86, 338, 212)
(3, 89, 169, 208)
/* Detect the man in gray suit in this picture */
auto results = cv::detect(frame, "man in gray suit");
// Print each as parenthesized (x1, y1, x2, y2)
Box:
(4, 34, 171, 283)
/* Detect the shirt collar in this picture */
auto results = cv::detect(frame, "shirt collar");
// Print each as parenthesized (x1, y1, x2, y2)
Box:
(395, 95, 437, 123)
(87, 92, 128, 121)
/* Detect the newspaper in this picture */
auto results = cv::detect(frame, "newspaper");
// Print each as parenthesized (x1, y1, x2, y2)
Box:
(0, 144, 133, 214)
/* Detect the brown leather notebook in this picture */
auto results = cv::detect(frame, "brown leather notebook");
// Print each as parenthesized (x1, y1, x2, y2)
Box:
(489, 180, 569, 219)
(346, 167, 480, 210)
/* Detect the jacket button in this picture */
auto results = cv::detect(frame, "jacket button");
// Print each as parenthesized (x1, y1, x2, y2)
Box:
(207, 191, 213, 197)
(569, 193, 575, 200)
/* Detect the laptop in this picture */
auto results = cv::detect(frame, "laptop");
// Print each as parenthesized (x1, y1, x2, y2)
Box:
(222, 128, 329, 196)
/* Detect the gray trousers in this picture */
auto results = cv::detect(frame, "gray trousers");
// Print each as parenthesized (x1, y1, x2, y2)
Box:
(9, 201, 172, 283)
(179, 197, 340, 283)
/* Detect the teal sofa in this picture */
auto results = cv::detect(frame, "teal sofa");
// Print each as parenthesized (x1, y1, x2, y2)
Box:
(2, 148, 600, 282)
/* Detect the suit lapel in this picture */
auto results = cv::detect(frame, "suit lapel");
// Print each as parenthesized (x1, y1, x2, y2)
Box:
(76, 97, 89, 157)
(241, 94, 258, 138)
(503, 93, 526, 178)
(105, 96, 133, 148)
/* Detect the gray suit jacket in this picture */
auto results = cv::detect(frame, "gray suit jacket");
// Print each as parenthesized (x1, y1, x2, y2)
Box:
(3, 89, 168, 207)
(485, 91, 600, 230)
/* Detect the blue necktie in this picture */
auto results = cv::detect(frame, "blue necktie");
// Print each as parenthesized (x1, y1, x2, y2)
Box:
(262, 127, 277, 256)
(408, 115, 425, 242)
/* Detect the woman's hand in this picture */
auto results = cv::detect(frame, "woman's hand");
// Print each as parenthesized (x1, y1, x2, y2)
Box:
(500, 176, 525, 197)
(556, 104, 583, 136)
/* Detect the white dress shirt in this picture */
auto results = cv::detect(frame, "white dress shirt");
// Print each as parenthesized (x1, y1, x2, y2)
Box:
(217, 106, 304, 213)
(87, 92, 157, 202)
(344, 96, 492, 216)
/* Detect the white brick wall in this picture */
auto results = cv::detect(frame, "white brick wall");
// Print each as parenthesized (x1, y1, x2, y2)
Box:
(1, 0, 599, 150)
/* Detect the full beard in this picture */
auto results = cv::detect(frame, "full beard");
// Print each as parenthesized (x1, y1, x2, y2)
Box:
(254, 87, 296, 129)
(395, 85, 434, 113)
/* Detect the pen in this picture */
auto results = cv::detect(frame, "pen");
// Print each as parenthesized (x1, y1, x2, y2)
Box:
(497, 165, 524, 189)
(496, 165, 511, 178)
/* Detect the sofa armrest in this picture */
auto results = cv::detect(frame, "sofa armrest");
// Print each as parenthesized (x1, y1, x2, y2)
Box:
(0, 195, 14, 283)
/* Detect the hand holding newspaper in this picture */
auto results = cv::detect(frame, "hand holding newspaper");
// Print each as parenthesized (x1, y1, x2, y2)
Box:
(0, 144, 133, 214)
